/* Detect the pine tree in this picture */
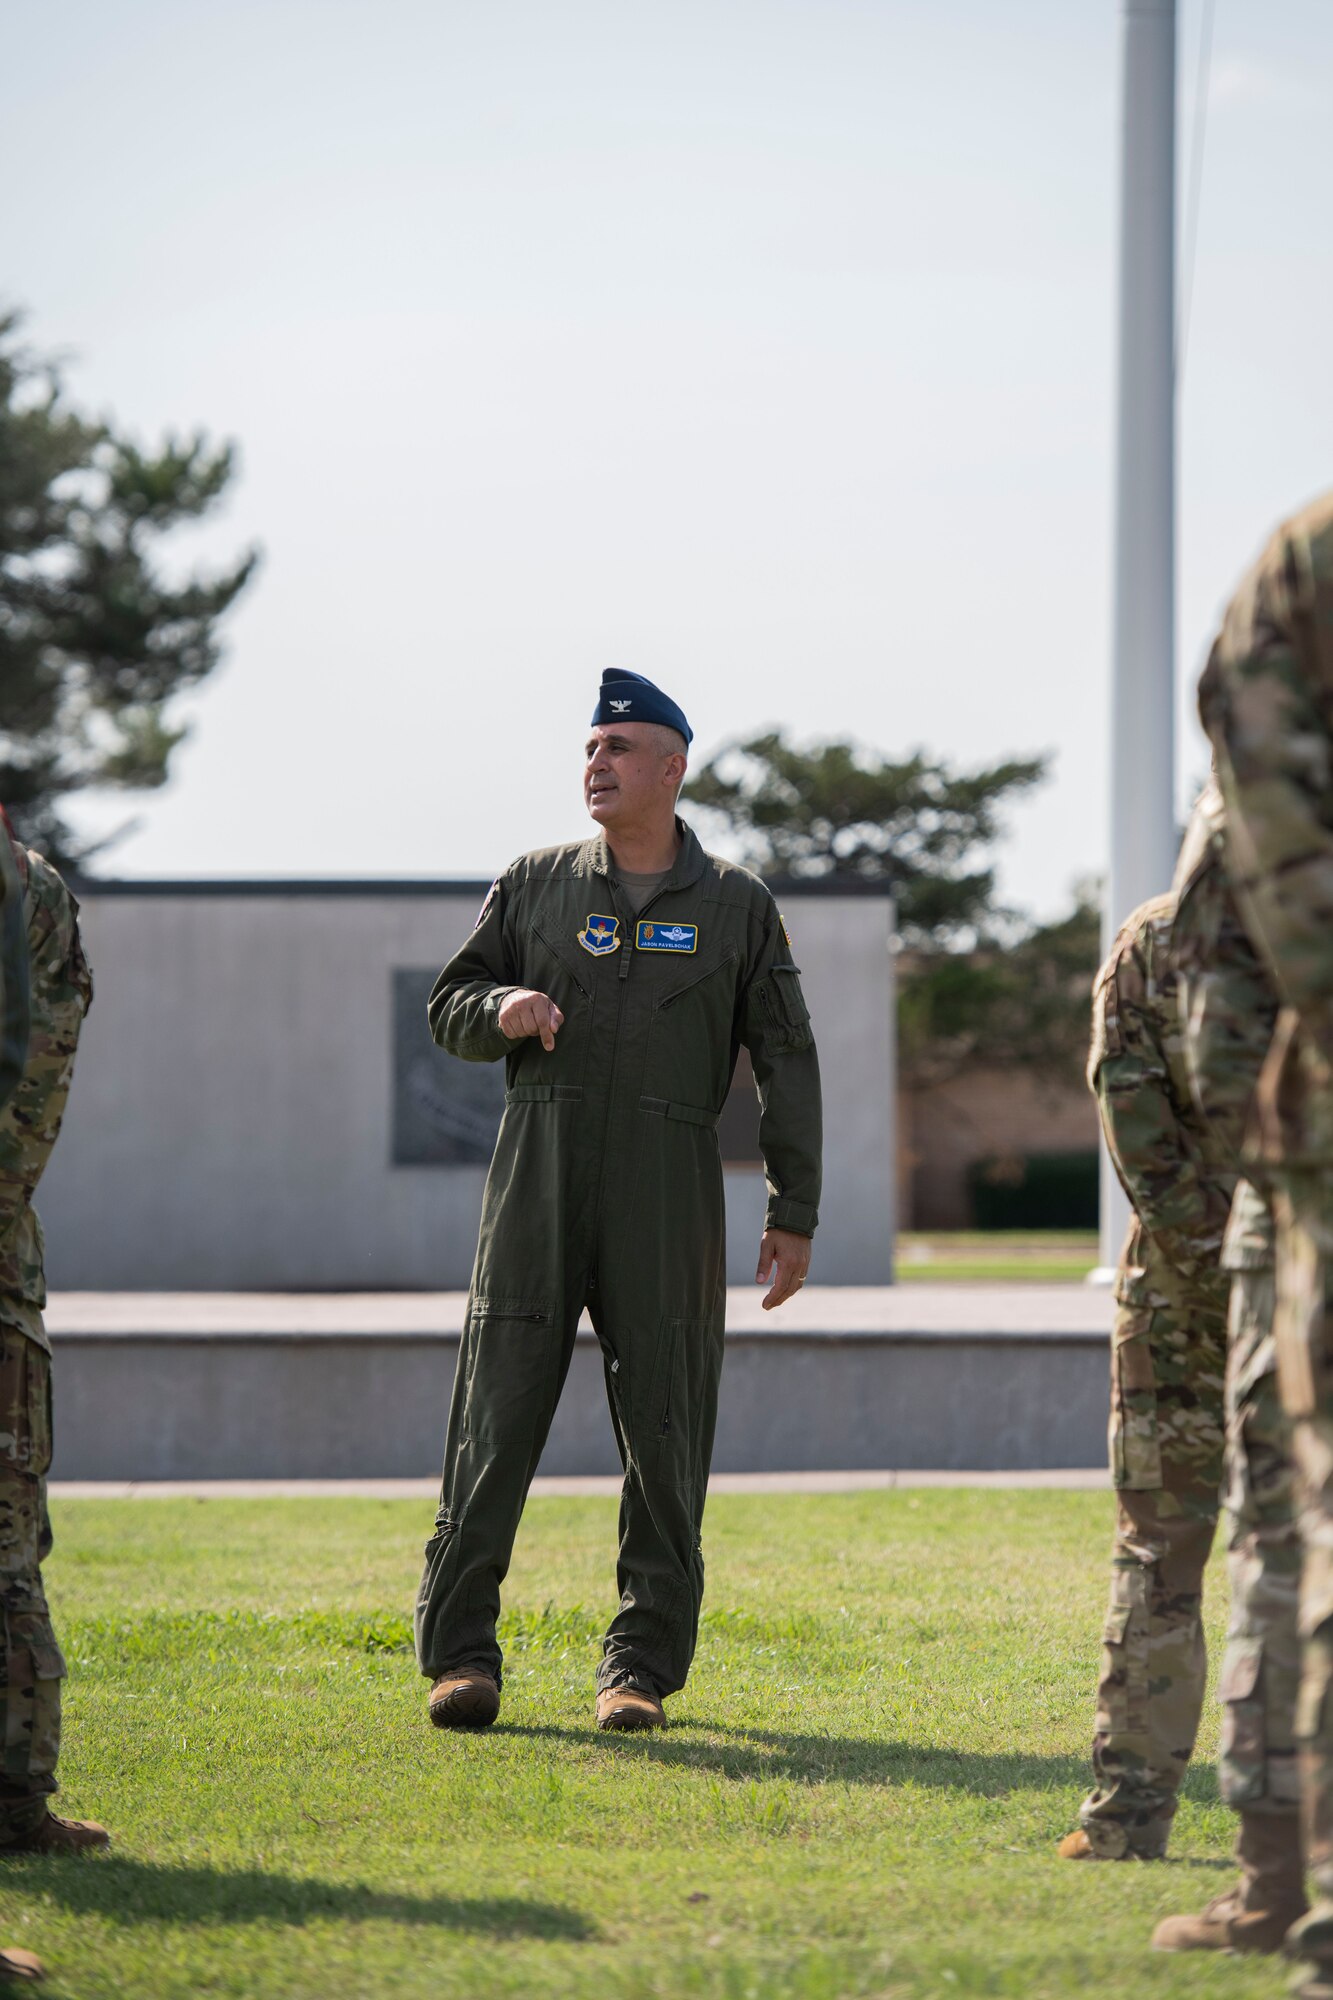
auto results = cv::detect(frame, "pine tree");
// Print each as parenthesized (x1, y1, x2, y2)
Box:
(685, 731, 1046, 946)
(0, 311, 258, 867)
(685, 732, 1098, 1087)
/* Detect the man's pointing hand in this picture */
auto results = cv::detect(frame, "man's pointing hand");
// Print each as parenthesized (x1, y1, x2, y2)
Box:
(499, 989, 565, 1052)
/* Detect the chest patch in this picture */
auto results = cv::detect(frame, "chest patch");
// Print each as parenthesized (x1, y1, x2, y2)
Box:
(577, 913, 622, 956)
(636, 920, 698, 953)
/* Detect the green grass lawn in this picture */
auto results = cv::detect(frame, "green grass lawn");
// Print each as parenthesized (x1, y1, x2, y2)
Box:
(4, 1491, 1282, 1999)
(897, 1233, 1099, 1283)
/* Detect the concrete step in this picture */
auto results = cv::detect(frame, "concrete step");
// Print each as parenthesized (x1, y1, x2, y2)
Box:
(45, 1285, 1113, 1481)
(51, 1469, 1112, 1499)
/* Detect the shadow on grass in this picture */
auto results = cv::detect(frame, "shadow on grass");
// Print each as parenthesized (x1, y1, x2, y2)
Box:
(498, 1719, 1089, 1792)
(498, 1719, 1223, 1811)
(3, 1856, 596, 1939)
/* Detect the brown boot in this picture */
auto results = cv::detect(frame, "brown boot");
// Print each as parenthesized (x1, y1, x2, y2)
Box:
(0, 1814, 111, 1857)
(1057, 1825, 1164, 1861)
(0, 1950, 44, 1985)
(596, 1686, 666, 1731)
(427, 1672, 500, 1730)
(1153, 1810, 1306, 1954)
(1058, 1829, 1135, 1861)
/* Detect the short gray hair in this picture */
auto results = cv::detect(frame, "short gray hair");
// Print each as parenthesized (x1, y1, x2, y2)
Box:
(649, 723, 688, 764)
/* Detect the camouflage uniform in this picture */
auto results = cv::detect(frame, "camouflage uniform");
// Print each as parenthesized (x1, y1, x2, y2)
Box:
(1197, 490, 1333, 1991)
(1076, 886, 1231, 1857)
(0, 838, 92, 1846)
(1215, 1188, 1302, 1809)
(1171, 780, 1298, 1823)
(0, 831, 27, 1111)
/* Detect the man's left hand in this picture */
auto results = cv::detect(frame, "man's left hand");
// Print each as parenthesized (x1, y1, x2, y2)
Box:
(756, 1227, 812, 1311)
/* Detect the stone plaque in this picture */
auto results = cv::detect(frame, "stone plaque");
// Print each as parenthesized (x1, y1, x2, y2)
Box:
(392, 968, 505, 1165)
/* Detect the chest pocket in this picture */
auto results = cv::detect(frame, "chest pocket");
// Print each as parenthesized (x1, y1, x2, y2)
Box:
(642, 949, 739, 1112)
(506, 920, 593, 1088)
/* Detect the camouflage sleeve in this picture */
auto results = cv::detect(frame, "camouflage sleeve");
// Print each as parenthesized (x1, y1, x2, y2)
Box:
(0, 854, 92, 1231)
(1198, 500, 1333, 1056)
(427, 869, 523, 1063)
(737, 899, 822, 1236)
(1091, 940, 1231, 1276)
(0, 832, 29, 1113)
(1172, 815, 1280, 1173)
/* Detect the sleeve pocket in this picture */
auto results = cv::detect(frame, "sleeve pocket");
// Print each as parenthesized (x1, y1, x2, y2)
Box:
(758, 966, 813, 1054)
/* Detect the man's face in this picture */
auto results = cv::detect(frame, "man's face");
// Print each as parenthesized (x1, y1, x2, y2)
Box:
(583, 723, 680, 829)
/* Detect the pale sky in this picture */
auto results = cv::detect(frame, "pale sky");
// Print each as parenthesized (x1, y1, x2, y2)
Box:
(5, 0, 1332, 916)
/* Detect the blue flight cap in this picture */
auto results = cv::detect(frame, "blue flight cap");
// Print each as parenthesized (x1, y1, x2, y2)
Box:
(591, 669, 693, 747)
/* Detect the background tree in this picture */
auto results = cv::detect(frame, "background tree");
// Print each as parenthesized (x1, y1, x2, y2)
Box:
(685, 732, 1100, 1089)
(895, 888, 1102, 1090)
(0, 311, 258, 868)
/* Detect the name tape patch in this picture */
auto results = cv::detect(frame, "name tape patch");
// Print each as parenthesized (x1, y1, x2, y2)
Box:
(636, 920, 698, 953)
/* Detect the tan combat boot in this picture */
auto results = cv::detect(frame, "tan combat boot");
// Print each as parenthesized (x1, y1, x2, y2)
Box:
(1057, 1823, 1166, 1861)
(0, 1950, 44, 1985)
(596, 1686, 666, 1731)
(0, 1814, 111, 1857)
(427, 1672, 500, 1730)
(1152, 1810, 1306, 1953)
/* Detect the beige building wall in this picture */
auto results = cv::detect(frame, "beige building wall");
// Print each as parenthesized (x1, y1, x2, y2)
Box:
(898, 1067, 1096, 1230)
(39, 879, 896, 1288)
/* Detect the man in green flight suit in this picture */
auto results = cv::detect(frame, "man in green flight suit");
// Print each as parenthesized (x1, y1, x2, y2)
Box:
(414, 670, 823, 1733)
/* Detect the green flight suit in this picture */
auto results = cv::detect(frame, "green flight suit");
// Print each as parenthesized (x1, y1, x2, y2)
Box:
(414, 821, 822, 1700)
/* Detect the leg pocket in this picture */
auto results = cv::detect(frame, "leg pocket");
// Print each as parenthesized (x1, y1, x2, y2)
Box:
(2, 1604, 65, 1799)
(1095, 1592, 1150, 1744)
(1219, 1636, 1267, 1805)
(0, 1335, 51, 1481)
(1110, 1309, 1163, 1489)
(460, 1297, 557, 1445)
(643, 1316, 716, 1466)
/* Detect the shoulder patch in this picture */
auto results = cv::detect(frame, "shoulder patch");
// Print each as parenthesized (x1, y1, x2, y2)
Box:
(474, 879, 500, 930)
(780, 913, 792, 947)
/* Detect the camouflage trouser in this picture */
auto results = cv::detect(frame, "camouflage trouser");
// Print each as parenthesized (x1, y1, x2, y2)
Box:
(1078, 1282, 1227, 1856)
(0, 1326, 64, 1842)
(1266, 1176, 1333, 1974)
(1217, 1263, 1302, 1818)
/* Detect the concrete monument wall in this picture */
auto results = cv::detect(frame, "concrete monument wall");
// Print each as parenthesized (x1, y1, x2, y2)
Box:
(38, 877, 895, 1289)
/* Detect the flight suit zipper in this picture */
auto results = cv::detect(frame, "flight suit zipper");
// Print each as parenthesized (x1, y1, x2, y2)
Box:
(655, 951, 735, 1013)
(590, 865, 671, 1237)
